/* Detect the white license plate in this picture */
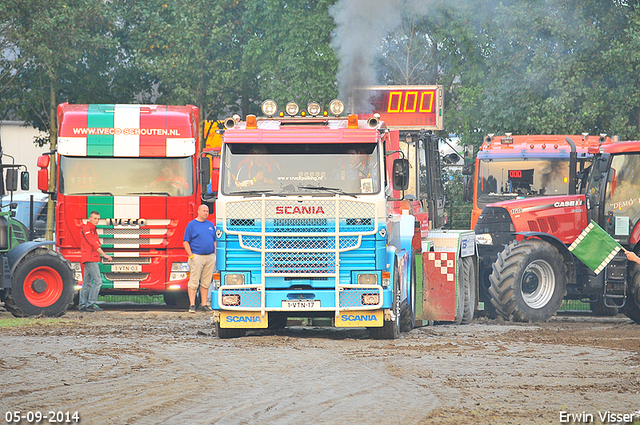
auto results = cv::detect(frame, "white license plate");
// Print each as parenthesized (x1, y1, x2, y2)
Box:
(282, 300, 320, 309)
(111, 264, 142, 273)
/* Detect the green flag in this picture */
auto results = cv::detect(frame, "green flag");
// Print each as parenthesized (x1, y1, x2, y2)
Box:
(568, 221, 622, 275)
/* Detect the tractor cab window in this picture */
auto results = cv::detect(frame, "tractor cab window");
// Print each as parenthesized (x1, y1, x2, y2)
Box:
(476, 158, 570, 210)
(603, 153, 640, 236)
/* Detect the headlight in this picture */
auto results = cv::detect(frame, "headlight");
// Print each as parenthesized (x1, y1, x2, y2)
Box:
(357, 273, 378, 285)
(476, 233, 494, 245)
(261, 99, 278, 117)
(71, 262, 82, 284)
(171, 262, 189, 272)
(307, 102, 322, 117)
(329, 99, 345, 116)
(285, 101, 299, 116)
(224, 273, 245, 286)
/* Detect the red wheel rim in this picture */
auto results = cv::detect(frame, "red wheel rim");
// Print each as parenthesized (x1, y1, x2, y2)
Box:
(23, 266, 63, 307)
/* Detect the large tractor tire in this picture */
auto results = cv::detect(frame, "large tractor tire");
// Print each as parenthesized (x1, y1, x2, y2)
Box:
(624, 264, 640, 323)
(369, 261, 401, 339)
(400, 254, 417, 332)
(461, 256, 476, 324)
(7, 248, 76, 317)
(489, 239, 566, 322)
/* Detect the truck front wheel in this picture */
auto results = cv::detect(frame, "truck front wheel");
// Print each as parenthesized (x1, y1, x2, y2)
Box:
(489, 239, 566, 322)
(369, 261, 401, 339)
(8, 248, 76, 317)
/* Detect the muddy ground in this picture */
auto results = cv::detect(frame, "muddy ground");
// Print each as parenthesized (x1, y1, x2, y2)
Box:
(1, 305, 639, 425)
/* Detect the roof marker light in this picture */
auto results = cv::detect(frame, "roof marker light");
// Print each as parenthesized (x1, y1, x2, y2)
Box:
(261, 100, 277, 117)
(307, 102, 322, 116)
(348, 114, 359, 129)
(329, 99, 345, 116)
(285, 102, 299, 116)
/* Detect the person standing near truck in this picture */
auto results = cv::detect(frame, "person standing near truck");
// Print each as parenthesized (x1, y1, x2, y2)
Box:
(79, 211, 113, 312)
(183, 204, 217, 313)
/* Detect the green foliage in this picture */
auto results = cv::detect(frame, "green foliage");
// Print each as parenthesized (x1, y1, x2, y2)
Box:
(442, 167, 472, 230)
(242, 0, 339, 114)
(1, 0, 640, 148)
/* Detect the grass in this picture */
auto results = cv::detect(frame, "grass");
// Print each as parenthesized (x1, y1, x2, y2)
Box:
(97, 294, 165, 304)
(0, 317, 71, 328)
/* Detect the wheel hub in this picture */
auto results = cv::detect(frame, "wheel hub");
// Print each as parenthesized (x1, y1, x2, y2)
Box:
(31, 279, 47, 294)
(522, 273, 539, 294)
(520, 259, 556, 309)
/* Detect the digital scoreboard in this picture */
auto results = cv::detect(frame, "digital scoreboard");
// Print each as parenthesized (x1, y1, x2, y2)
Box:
(355, 86, 444, 130)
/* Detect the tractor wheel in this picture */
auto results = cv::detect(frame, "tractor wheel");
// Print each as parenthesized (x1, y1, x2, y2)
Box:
(452, 256, 466, 325)
(8, 248, 76, 317)
(591, 297, 618, 317)
(478, 265, 497, 319)
(400, 254, 417, 332)
(624, 264, 640, 323)
(369, 261, 401, 339)
(489, 239, 566, 322)
(214, 321, 246, 339)
(461, 256, 476, 324)
(163, 292, 190, 309)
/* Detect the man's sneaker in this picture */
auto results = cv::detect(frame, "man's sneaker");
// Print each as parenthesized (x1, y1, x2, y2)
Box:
(78, 306, 89, 312)
(188, 305, 196, 313)
(86, 304, 103, 312)
(201, 304, 212, 312)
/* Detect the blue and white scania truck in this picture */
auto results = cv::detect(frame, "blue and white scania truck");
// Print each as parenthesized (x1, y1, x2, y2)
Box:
(209, 90, 477, 339)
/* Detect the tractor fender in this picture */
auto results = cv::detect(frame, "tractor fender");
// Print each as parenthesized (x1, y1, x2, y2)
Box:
(7, 241, 55, 273)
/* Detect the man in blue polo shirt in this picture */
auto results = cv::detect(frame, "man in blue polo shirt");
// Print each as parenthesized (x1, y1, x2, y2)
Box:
(183, 204, 217, 313)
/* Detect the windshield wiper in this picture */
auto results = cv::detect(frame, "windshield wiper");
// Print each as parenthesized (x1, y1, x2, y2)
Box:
(232, 189, 274, 197)
(68, 192, 114, 196)
(297, 185, 357, 198)
(127, 192, 172, 196)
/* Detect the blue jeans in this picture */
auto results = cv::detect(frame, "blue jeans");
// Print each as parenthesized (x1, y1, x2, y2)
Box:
(79, 262, 102, 309)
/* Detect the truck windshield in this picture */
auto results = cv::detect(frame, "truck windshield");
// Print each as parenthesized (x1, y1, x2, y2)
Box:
(221, 143, 381, 195)
(59, 156, 194, 196)
(477, 158, 570, 209)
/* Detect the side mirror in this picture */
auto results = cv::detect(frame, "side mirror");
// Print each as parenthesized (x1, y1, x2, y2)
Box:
(5, 169, 18, 192)
(462, 163, 475, 176)
(463, 175, 474, 202)
(598, 153, 610, 173)
(21, 171, 29, 191)
(392, 158, 410, 191)
(38, 168, 50, 192)
(199, 156, 211, 195)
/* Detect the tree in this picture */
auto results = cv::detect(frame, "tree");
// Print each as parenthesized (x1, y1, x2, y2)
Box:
(117, 0, 245, 145)
(243, 0, 339, 114)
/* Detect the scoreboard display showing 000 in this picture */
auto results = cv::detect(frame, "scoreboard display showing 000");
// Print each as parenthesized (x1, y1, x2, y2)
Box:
(356, 86, 444, 130)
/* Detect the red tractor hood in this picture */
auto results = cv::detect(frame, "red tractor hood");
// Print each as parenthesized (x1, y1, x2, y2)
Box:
(490, 194, 588, 245)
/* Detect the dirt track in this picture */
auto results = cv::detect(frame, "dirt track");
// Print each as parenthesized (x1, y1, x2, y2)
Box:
(1, 305, 639, 425)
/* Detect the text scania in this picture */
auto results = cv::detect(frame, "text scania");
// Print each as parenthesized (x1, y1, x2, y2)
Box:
(340, 314, 378, 321)
(225, 316, 262, 323)
(72, 127, 180, 136)
(554, 200, 583, 208)
(275, 206, 326, 215)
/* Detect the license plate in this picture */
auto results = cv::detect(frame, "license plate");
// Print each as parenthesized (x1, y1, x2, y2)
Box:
(282, 300, 320, 309)
(110, 264, 142, 273)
